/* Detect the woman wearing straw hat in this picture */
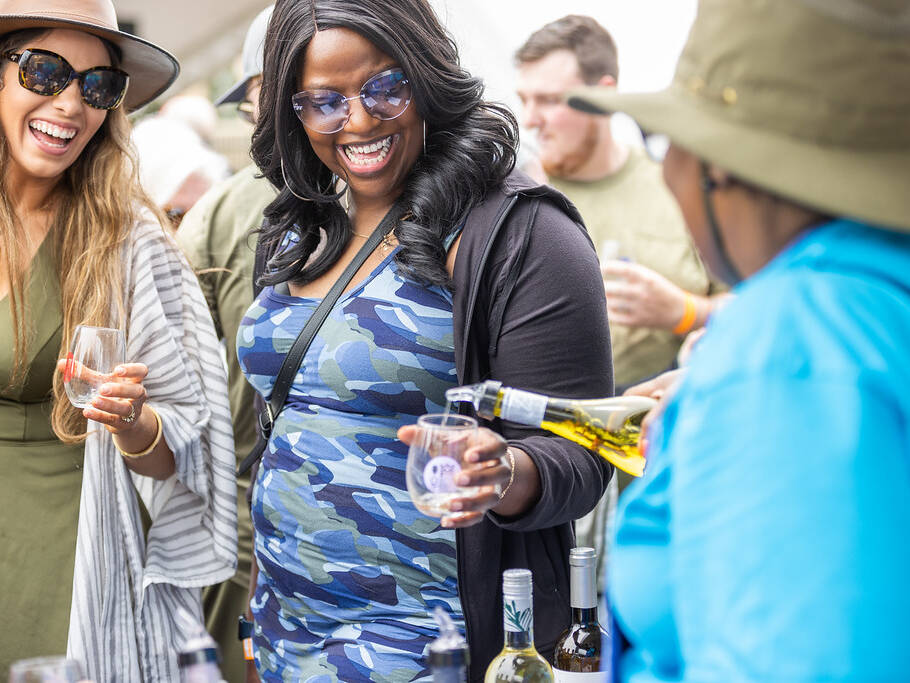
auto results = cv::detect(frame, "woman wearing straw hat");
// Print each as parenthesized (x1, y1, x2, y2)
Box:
(569, 0, 910, 679)
(0, 0, 236, 679)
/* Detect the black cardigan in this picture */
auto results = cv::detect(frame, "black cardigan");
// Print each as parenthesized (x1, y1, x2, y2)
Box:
(452, 170, 614, 680)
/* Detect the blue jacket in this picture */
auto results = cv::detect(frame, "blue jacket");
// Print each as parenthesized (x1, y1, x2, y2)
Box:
(610, 219, 910, 681)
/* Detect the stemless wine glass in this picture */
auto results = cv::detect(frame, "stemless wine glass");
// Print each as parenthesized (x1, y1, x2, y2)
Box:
(9, 656, 85, 682)
(63, 325, 125, 409)
(600, 239, 635, 266)
(406, 413, 485, 517)
(599, 239, 623, 263)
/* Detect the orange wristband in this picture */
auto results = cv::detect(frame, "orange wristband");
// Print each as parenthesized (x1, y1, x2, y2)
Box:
(672, 294, 698, 335)
(239, 615, 255, 661)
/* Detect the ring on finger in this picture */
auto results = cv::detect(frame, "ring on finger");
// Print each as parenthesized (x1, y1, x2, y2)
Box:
(121, 402, 136, 424)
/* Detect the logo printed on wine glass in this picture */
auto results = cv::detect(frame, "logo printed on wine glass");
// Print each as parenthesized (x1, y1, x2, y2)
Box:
(423, 456, 460, 494)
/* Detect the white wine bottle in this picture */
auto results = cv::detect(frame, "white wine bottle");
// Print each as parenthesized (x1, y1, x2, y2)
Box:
(485, 569, 555, 683)
(553, 548, 610, 680)
(445, 380, 655, 477)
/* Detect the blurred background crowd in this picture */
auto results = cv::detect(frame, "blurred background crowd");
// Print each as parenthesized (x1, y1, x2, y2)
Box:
(120, 0, 696, 205)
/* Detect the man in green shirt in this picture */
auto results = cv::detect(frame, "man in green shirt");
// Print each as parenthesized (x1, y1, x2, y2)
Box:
(515, 15, 727, 590)
(515, 15, 726, 392)
(176, 6, 276, 681)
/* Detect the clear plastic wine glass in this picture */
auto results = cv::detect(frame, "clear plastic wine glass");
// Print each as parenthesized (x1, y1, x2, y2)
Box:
(405, 413, 489, 517)
(599, 239, 623, 263)
(9, 655, 85, 682)
(62, 325, 125, 409)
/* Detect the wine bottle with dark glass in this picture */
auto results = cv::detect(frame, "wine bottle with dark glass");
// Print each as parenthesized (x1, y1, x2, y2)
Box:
(484, 569, 554, 683)
(446, 380, 655, 477)
(553, 547, 610, 680)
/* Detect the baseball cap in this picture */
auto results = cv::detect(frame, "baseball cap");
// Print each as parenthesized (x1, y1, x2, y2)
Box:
(215, 4, 273, 106)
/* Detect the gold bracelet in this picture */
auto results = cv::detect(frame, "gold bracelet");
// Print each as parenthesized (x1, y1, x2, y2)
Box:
(116, 406, 163, 458)
(499, 447, 516, 501)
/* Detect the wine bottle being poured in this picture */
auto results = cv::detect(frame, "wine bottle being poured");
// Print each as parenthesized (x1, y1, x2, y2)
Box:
(445, 380, 654, 477)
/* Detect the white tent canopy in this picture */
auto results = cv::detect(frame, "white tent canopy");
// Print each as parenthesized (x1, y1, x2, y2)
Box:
(114, 0, 272, 96)
(114, 0, 694, 150)
(114, 0, 693, 100)
(430, 0, 695, 106)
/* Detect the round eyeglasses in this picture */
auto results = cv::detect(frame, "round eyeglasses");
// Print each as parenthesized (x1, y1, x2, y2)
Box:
(291, 68, 412, 134)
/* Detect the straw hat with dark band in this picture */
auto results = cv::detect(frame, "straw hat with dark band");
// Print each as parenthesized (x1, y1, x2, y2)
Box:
(568, 0, 910, 233)
(0, 0, 179, 111)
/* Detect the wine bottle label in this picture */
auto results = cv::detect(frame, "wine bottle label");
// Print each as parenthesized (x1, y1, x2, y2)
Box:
(553, 670, 608, 681)
(500, 388, 547, 426)
(502, 595, 533, 633)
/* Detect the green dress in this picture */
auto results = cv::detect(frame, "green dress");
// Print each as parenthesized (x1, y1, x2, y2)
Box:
(0, 238, 84, 674)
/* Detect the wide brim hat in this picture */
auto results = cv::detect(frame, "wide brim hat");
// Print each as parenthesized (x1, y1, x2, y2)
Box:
(0, 0, 179, 111)
(568, 0, 910, 233)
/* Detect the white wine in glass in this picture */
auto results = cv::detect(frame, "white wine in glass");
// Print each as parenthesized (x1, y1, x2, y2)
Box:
(63, 325, 125, 409)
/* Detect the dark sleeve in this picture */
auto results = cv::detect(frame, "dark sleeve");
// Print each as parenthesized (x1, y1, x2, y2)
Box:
(484, 199, 614, 531)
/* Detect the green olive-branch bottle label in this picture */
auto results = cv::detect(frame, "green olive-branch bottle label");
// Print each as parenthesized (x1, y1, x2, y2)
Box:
(503, 595, 533, 633)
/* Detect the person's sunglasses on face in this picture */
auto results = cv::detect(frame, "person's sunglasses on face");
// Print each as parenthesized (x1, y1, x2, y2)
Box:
(3, 47, 129, 110)
(291, 67, 412, 134)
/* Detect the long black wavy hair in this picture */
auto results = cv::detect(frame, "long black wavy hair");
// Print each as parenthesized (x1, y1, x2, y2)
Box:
(251, 0, 519, 289)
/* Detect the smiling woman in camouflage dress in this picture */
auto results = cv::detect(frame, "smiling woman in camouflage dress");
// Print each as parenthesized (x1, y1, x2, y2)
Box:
(238, 0, 615, 680)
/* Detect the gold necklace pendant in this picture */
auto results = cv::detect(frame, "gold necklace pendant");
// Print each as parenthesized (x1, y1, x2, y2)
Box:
(379, 232, 396, 255)
(351, 230, 396, 254)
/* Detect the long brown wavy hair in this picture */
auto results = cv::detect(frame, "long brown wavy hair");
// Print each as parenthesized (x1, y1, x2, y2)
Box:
(0, 29, 167, 442)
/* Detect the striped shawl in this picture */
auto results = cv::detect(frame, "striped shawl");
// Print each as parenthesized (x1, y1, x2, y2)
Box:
(66, 216, 237, 681)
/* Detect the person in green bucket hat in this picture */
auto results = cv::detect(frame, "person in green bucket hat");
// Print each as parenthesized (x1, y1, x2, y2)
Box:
(568, 0, 910, 680)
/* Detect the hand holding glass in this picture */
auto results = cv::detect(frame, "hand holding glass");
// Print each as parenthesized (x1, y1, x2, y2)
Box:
(406, 414, 500, 517)
(63, 325, 125, 409)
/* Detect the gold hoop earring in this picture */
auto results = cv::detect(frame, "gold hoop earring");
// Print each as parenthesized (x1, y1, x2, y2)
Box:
(338, 179, 351, 214)
(422, 121, 427, 156)
(281, 158, 312, 202)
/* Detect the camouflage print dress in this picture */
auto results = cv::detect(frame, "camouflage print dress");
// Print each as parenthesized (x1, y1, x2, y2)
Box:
(237, 245, 463, 682)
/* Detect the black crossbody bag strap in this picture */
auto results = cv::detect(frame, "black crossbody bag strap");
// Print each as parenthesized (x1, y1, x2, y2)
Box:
(237, 201, 404, 476)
